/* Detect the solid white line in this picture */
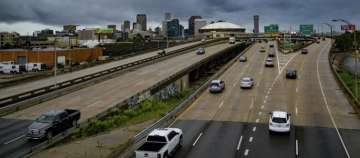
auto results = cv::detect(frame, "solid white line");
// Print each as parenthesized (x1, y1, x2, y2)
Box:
(236, 136, 243, 151)
(244, 149, 250, 156)
(192, 133, 203, 146)
(296, 87, 298, 93)
(316, 42, 351, 158)
(255, 118, 260, 123)
(219, 101, 224, 108)
(4, 134, 25, 145)
(275, 43, 281, 74)
(261, 105, 264, 109)
(295, 107, 298, 115)
(233, 82, 237, 87)
(296, 139, 299, 156)
(249, 137, 253, 143)
(263, 100, 267, 104)
(252, 126, 257, 132)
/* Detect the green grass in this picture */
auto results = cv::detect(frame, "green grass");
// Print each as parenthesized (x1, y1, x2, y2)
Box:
(74, 89, 193, 138)
(338, 70, 360, 101)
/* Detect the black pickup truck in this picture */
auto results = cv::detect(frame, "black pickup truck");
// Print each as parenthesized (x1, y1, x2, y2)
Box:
(27, 109, 80, 140)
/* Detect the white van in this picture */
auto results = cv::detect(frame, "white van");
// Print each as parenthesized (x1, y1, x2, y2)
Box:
(0, 61, 20, 74)
(26, 63, 42, 72)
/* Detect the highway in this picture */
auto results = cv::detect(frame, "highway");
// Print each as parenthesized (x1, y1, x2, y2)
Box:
(167, 40, 360, 158)
(0, 41, 203, 100)
(0, 42, 238, 158)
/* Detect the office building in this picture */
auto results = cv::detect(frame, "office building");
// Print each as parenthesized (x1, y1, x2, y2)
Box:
(63, 25, 77, 33)
(194, 19, 207, 36)
(123, 20, 131, 32)
(167, 19, 184, 38)
(136, 14, 147, 31)
(188, 16, 202, 35)
(254, 15, 259, 33)
(165, 12, 172, 21)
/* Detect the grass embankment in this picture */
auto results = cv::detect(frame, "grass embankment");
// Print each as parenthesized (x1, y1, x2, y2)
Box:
(338, 70, 360, 103)
(74, 89, 193, 138)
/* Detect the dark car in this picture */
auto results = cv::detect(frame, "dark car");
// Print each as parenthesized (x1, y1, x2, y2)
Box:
(27, 109, 80, 140)
(239, 56, 247, 62)
(301, 49, 308, 54)
(286, 69, 297, 79)
(268, 52, 275, 57)
(269, 44, 274, 48)
(196, 48, 205, 55)
(158, 49, 166, 56)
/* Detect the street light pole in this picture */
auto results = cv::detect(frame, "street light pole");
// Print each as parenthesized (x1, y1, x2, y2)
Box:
(332, 19, 358, 100)
(54, 38, 57, 87)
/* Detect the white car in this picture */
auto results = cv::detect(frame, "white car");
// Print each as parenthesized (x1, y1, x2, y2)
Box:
(135, 128, 183, 158)
(240, 77, 254, 89)
(209, 80, 225, 93)
(268, 111, 291, 133)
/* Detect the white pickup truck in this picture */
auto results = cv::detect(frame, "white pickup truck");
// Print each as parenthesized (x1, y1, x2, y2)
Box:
(135, 128, 183, 158)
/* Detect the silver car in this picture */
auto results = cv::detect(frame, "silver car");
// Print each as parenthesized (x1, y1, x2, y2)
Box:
(265, 58, 274, 67)
(209, 80, 225, 93)
(240, 77, 254, 89)
(196, 48, 205, 55)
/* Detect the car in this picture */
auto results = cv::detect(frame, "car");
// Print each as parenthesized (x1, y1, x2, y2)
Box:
(316, 40, 320, 44)
(260, 49, 266, 53)
(196, 47, 205, 55)
(209, 80, 225, 93)
(286, 69, 297, 79)
(269, 111, 291, 133)
(240, 77, 254, 89)
(201, 39, 206, 42)
(135, 128, 183, 158)
(322, 38, 326, 41)
(158, 49, 166, 56)
(239, 56, 247, 62)
(301, 49, 308, 54)
(27, 109, 81, 140)
(268, 52, 275, 57)
(265, 58, 274, 67)
(269, 44, 274, 48)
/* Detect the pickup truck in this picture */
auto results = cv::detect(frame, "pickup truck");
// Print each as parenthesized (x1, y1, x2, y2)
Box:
(135, 128, 183, 158)
(27, 109, 81, 140)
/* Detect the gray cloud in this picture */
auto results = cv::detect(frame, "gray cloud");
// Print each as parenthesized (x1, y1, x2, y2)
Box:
(0, 0, 360, 31)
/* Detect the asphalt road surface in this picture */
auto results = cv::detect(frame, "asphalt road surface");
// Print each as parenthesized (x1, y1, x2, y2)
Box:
(0, 43, 237, 158)
(168, 40, 360, 158)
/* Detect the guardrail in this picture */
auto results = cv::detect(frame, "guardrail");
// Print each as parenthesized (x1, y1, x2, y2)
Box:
(119, 42, 254, 157)
(21, 39, 236, 158)
(0, 39, 225, 112)
(328, 49, 360, 115)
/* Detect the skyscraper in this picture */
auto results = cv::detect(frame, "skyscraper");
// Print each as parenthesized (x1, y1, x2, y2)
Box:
(194, 19, 207, 36)
(165, 12, 172, 21)
(136, 14, 147, 31)
(123, 20, 131, 32)
(167, 19, 183, 38)
(254, 15, 259, 34)
(188, 16, 202, 36)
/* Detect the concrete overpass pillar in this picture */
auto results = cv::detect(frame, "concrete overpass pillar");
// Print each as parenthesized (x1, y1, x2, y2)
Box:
(176, 74, 190, 91)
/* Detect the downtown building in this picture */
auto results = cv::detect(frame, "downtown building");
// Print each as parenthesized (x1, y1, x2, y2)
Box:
(188, 16, 202, 36)
(136, 14, 147, 31)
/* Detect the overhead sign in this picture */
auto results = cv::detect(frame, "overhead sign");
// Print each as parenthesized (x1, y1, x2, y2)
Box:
(300, 25, 314, 37)
(265, 24, 279, 34)
(341, 25, 356, 33)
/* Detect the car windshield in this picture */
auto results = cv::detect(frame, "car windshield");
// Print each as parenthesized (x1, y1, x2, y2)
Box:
(266, 59, 272, 62)
(36, 114, 55, 123)
(242, 78, 251, 82)
(147, 135, 167, 142)
(272, 117, 287, 123)
(210, 83, 220, 87)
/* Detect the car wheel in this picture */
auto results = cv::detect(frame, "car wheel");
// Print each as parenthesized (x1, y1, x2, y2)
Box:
(47, 131, 53, 140)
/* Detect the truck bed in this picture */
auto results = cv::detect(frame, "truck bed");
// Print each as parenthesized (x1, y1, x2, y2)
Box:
(137, 142, 166, 152)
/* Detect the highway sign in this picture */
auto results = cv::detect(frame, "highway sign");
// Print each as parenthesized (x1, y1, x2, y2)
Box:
(265, 24, 279, 33)
(300, 25, 314, 37)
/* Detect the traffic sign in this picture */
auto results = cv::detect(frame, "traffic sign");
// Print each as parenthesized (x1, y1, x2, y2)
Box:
(300, 25, 314, 37)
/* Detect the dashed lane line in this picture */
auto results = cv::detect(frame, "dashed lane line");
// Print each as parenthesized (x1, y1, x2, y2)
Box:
(192, 132, 203, 146)
(236, 136, 243, 151)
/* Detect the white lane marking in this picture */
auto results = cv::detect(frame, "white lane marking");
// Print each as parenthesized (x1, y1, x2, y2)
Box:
(236, 136, 243, 151)
(233, 82, 237, 87)
(255, 118, 260, 123)
(4, 134, 26, 145)
(244, 149, 250, 156)
(295, 107, 298, 115)
(263, 100, 267, 104)
(265, 95, 268, 99)
(192, 133, 203, 146)
(258, 111, 262, 115)
(296, 87, 298, 93)
(316, 42, 351, 158)
(261, 105, 265, 109)
(249, 137, 253, 143)
(219, 101, 224, 108)
(252, 126, 257, 132)
(296, 139, 299, 156)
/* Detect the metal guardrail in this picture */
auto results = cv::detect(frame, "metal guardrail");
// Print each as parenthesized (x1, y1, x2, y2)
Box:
(0, 39, 225, 109)
(21, 39, 232, 158)
(131, 42, 253, 145)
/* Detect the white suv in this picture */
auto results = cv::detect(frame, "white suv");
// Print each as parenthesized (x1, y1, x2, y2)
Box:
(268, 111, 291, 133)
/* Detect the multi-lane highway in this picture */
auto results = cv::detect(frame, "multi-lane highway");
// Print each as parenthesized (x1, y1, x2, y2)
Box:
(167, 40, 360, 158)
(0, 42, 238, 158)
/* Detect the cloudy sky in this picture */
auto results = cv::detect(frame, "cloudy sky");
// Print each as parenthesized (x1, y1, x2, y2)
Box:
(0, 0, 359, 35)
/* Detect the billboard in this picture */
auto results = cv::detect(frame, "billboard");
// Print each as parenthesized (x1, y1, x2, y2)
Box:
(300, 25, 314, 37)
(341, 25, 356, 33)
(96, 28, 114, 34)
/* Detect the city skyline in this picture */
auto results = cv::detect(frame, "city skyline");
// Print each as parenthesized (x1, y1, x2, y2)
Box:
(1, 0, 360, 34)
